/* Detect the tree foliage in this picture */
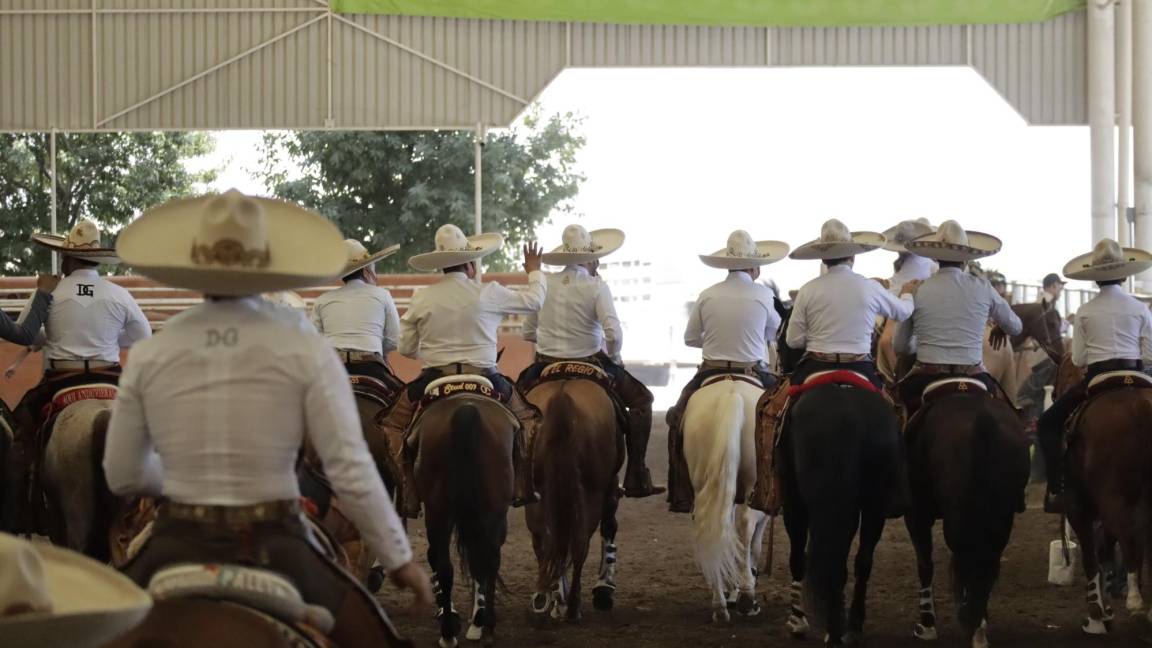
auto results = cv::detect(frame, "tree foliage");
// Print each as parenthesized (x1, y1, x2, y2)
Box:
(0, 132, 216, 275)
(258, 109, 585, 272)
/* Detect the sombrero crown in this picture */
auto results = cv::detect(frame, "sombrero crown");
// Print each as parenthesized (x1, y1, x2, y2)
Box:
(699, 230, 789, 269)
(408, 224, 504, 272)
(31, 220, 120, 265)
(905, 220, 1001, 263)
(789, 219, 886, 260)
(882, 218, 936, 253)
(342, 239, 400, 277)
(541, 225, 624, 266)
(1063, 238, 1152, 282)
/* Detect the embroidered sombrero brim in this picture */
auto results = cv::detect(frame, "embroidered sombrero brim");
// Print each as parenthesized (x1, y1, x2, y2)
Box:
(881, 221, 936, 252)
(1063, 248, 1152, 281)
(116, 196, 346, 296)
(408, 233, 504, 272)
(789, 232, 886, 260)
(343, 244, 401, 276)
(699, 241, 790, 269)
(30, 234, 121, 265)
(0, 541, 152, 648)
(541, 228, 625, 266)
(905, 231, 1002, 263)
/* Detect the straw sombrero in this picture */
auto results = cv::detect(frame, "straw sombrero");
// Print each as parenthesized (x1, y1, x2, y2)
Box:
(699, 230, 789, 270)
(882, 218, 936, 253)
(408, 224, 503, 272)
(905, 220, 1002, 263)
(540, 225, 624, 266)
(1062, 238, 1152, 282)
(0, 533, 152, 648)
(342, 239, 401, 276)
(31, 220, 120, 265)
(116, 189, 346, 296)
(789, 219, 886, 260)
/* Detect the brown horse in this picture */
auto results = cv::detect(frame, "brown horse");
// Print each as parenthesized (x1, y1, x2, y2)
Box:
(105, 597, 337, 648)
(524, 380, 623, 622)
(904, 390, 1030, 648)
(1064, 385, 1152, 635)
(414, 393, 518, 647)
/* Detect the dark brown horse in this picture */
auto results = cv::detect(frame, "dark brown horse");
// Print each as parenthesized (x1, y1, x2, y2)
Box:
(524, 380, 623, 621)
(1064, 385, 1152, 635)
(904, 390, 1030, 648)
(1008, 301, 1066, 368)
(414, 393, 518, 647)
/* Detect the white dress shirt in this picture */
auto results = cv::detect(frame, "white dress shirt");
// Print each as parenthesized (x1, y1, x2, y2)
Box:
(19, 268, 151, 362)
(894, 267, 1022, 365)
(311, 279, 401, 355)
(888, 255, 938, 295)
(787, 264, 914, 355)
(1070, 284, 1152, 367)
(103, 297, 412, 571)
(522, 266, 621, 361)
(400, 271, 546, 369)
(684, 272, 780, 364)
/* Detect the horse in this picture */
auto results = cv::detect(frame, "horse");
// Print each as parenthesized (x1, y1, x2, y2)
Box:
(681, 375, 768, 623)
(1064, 382, 1152, 635)
(904, 388, 1030, 648)
(414, 391, 518, 647)
(524, 379, 622, 621)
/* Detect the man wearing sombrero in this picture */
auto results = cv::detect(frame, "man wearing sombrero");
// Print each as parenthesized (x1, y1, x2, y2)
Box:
(665, 230, 789, 513)
(883, 218, 938, 295)
(380, 224, 546, 517)
(516, 224, 663, 498)
(892, 220, 1022, 413)
(312, 239, 404, 388)
(8, 219, 151, 532)
(1036, 239, 1152, 513)
(103, 190, 432, 645)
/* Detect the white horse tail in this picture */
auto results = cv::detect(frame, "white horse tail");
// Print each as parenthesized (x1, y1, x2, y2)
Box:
(689, 387, 744, 591)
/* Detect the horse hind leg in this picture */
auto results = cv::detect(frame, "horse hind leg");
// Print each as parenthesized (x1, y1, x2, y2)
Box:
(905, 512, 938, 640)
(428, 521, 460, 648)
(845, 509, 886, 643)
(734, 506, 763, 617)
(783, 506, 810, 637)
(1069, 502, 1111, 635)
(592, 491, 620, 612)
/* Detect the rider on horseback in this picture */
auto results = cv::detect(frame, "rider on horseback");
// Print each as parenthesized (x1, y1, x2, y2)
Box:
(515, 224, 664, 498)
(8, 220, 151, 532)
(1037, 239, 1152, 514)
(312, 239, 404, 390)
(666, 230, 790, 513)
(892, 221, 1021, 416)
(104, 190, 432, 648)
(883, 219, 937, 296)
(379, 224, 546, 518)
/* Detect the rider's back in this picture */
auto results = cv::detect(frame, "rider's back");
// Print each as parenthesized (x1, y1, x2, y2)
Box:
(43, 270, 150, 361)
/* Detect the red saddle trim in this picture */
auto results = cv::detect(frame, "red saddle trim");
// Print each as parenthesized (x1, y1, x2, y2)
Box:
(42, 385, 118, 418)
(787, 371, 879, 397)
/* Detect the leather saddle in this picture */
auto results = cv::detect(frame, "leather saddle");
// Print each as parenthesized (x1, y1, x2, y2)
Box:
(788, 370, 878, 398)
(1086, 369, 1152, 398)
(921, 377, 988, 404)
(348, 374, 397, 410)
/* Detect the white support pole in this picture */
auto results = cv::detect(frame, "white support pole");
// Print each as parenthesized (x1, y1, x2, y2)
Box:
(474, 123, 485, 280)
(1120, 0, 1134, 246)
(1135, 0, 1152, 288)
(1089, 0, 1117, 246)
(50, 129, 58, 274)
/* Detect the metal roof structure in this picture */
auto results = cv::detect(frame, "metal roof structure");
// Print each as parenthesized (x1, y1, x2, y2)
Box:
(0, 1, 1089, 132)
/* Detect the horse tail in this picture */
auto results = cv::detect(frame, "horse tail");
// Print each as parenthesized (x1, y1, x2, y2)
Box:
(691, 388, 743, 590)
(540, 388, 582, 588)
(449, 403, 499, 585)
(88, 409, 115, 562)
(945, 407, 1008, 631)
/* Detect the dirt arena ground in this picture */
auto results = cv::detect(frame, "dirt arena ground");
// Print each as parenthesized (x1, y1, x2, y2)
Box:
(379, 414, 1151, 647)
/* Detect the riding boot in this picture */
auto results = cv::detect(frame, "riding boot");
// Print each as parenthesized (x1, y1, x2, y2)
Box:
(506, 389, 541, 507)
(622, 408, 666, 498)
(379, 393, 421, 519)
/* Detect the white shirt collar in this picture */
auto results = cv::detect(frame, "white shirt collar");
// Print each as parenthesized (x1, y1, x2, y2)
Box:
(442, 272, 470, 283)
(725, 271, 753, 284)
(1099, 284, 1124, 294)
(826, 264, 852, 275)
(344, 279, 368, 288)
(563, 265, 590, 277)
(937, 266, 964, 275)
(69, 268, 99, 278)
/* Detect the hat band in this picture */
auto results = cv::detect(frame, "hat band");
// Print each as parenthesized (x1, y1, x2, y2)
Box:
(191, 239, 271, 269)
(64, 239, 103, 249)
(563, 244, 600, 253)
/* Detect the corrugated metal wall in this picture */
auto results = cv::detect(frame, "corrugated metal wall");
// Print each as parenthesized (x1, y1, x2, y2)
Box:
(0, 1, 1088, 131)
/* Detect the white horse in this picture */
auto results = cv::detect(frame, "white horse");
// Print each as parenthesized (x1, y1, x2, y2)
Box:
(683, 377, 770, 622)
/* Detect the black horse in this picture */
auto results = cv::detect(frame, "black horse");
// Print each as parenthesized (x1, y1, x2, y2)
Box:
(774, 300, 904, 646)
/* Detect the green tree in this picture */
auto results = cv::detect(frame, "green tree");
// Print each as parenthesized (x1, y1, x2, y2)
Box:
(0, 132, 216, 275)
(258, 109, 585, 272)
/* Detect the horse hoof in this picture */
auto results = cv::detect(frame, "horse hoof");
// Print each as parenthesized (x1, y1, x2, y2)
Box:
(971, 620, 990, 648)
(365, 566, 385, 594)
(735, 593, 761, 617)
(466, 624, 484, 641)
(843, 630, 863, 645)
(712, 609, 731, 624)
(787, 614, 810, 638)
(592, 585, 615, 611)
(913, 623, 938, 640)
(1082, 616, 1109, 635)
(530, 592, 551, 615)
(481, 628, 495, 647)
(438, 639, 458, 648)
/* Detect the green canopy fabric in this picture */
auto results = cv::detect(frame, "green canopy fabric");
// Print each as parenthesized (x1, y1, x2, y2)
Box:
(331, 0, 1085, 27)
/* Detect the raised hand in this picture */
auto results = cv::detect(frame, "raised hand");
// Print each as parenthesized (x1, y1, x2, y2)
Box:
(522, 241, 542, 274)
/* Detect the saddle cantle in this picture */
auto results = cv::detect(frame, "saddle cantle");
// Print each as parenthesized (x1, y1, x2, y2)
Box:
(148, 563, 335, 634)
(423, 374, 497, 403)
(921, 377, 988, 403)
(787, 370, 879, 398)
(348, 374, 396, 409)
(701, 372, 764, 389)
(43, 383, 118, 417)
(1086, 370, 1152, 397)
(538, 361, 612, 387)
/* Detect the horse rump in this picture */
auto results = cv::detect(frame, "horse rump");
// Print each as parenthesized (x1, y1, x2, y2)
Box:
(448, 402, 505, 587)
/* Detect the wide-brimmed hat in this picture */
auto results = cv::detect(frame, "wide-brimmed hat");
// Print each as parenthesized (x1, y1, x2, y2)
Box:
(905, 220, 1002, 263)
(31, 220, 120, 265)
(1063, 239, 1152, 281)
(0, 533, 152, 648)
(116, 189, 346, 296)
(408, 224, 504, 272)
(342, 239, 400, 276)
(541, 225, 624, 266)
(789, 219, 886, 261)
(882, 218, 936, 253)
(699, 230, 789, 270)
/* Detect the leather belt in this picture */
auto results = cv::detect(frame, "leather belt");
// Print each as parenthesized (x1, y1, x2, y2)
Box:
(536, 353, 597, 364)
(159, 499, 301, 528)
(701, 359, 758, 370)
(338, 349, 386, 364)
(807, 352, 872, 363)
(1087, 359, 1142, 374)
(913, 362, 983, 375)
(47, 359, 118, 371)
(431, 363, 492, 376)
